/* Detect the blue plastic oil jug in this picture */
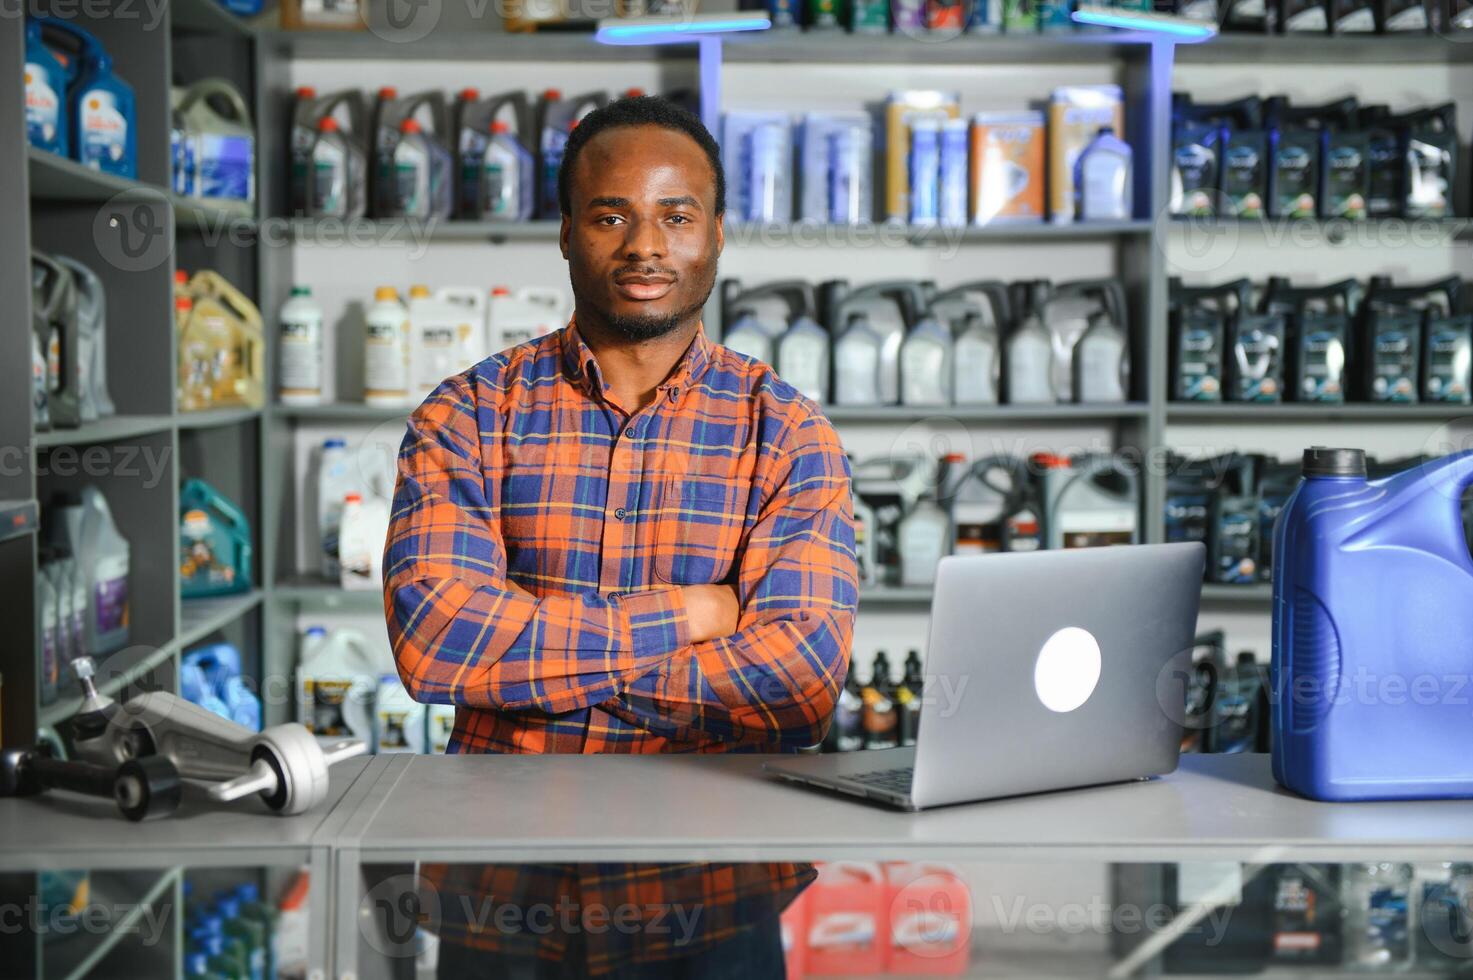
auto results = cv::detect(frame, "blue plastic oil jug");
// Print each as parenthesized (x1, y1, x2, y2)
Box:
(40, 18, 137, 178)
(1272, 446, 1473, 800)
(24, 20, 68, 156)
(180, 478, 253, 598)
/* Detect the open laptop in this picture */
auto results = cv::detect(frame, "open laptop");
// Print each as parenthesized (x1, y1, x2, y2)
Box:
(764, 543, 1206, 810)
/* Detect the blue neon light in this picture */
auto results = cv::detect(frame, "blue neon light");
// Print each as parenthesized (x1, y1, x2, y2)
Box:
(1070, 8, 1218, 38)
(596, 18, 770, 43)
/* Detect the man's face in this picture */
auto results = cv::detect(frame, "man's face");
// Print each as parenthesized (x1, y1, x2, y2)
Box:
(560, 124, 724, 342)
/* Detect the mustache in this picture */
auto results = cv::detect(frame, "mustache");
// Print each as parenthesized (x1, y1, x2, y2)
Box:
(612, 265, 678, 279)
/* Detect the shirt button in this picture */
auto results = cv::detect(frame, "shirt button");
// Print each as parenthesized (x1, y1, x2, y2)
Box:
(614, 507, 627, 520)
(625, 427, 635, 438)
(608, 592, 621, 601)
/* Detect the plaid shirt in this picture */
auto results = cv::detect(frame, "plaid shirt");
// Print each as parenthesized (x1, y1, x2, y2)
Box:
(385, 317, 858, 970)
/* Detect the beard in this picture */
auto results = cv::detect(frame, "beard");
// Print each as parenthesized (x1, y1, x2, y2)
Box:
(573, 283, 715, 343)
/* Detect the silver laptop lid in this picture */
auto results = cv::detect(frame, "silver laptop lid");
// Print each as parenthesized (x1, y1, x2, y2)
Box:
(910, 543, 1205, 809)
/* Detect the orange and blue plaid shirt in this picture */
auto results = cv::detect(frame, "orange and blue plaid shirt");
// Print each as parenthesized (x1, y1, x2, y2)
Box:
(384, 317, 858, 970)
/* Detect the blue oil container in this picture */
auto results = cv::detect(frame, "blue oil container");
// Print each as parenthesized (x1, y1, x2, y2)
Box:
(1272, 446, 1473, 800)
(24, 20, 68, 156)
(40, 18, 137, 178)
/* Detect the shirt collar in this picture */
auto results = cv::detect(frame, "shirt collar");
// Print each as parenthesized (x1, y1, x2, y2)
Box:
(559, 315, 713, 404)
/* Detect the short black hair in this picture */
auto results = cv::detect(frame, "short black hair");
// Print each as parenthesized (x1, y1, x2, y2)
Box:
(557, 94, 725, 218)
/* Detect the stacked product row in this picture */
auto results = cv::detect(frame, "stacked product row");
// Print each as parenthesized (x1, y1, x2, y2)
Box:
(1171, 93, 1459, 220)
(1168, 276, 1472, 404)
(276, 284, 569, 407)
(722, 275, 1132, 407)
(1165, 451, 1473, 585)
(1213, 0, 1472, 32)
(288, 84, 1133, 227)
(852, 450, 1140, 589)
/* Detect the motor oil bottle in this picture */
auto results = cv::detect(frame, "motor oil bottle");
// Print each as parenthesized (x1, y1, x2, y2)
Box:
(947, 455, 1018, 554)
(32, 303, 49, 431)
(1170, 94, 1224, 217)
(1272, 447, 1473, 800)
(1074, 127, 1133, 222)
(58, 548, 86, 666)
(409, 284, 485, 399)
(1280, 0, 1330, 31)
(1358, 276, 1423, 403)
(31, 251, 81, 429)
(832, 312, 885, 406)
(1002, 472, 1044, 552)
(1038, 453, 1140, 550)
(720, 279, 817, 369)
(482, 121, 535, 221)
(1421, 280, 1472, 405)
(822, 280, 925, 406)
(1265, 97, 1322, 219)
(1222, 0, 1277, 31)
(340, 491, 391, 591)
(38, 551, 59, 705)
(1168, 278, 1227, 402)
(488, 286, 567, 351)
(1187, 97, 1269, 218)
(179, 478, 253, 598)
(189, 270, 265, 408)
(436, 286, 490, 366)
(853, 454, 932, 585)
(292, 89, 367, 218)
(1255, 459, 1299, 582)
(776, 314, 831, 404)
(1004, 280, 1056, 404)
(372, 88, 452, 219)
(453, 88, 521, 218)
(314, 438, 354, 579)
(1302, 97, 1370, 220)
(296, 626, 383, 739)
(1400, 103, 1458, 219)
(925, 281, 1010, 406)
(1358, 105, 1402, 219)
(49, 486, 130, 656)
(1164, 457, 1213, 547)
(823, 668, 865, 752)
(1331, 0, 1376, 30)
(898, 486, 949, 587)
(1377, 0, 1429, 30)
(1264, 277, 1356, 404)
(536, 89, 608, 218)
(174, 79, 255, 203)
(40, 19, 136, 177)
(1043, 278, 1129, 403)
(896, 651, 924, 747)
(1064, 279, 1131, 403)
(24, 20, 68, 156)
(55, 255, 114, 421)
(1210, 490, 1260, 584)
(862, 651, 900, 749)
(1225, 282, 1286, 403)
(899, 313, 955, 406)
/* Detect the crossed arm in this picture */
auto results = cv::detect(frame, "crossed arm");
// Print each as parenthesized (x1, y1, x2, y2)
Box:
(384, 374, 860, 749)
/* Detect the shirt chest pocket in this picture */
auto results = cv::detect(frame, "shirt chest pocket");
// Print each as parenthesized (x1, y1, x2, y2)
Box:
(652, 473, 747, 586)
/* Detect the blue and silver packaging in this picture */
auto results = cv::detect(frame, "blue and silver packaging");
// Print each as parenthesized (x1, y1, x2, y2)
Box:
(800, 111, 873, 224)
(909, 117, 942, 226)
(939, 119, 969, 228)
(723, 111, 794, 224)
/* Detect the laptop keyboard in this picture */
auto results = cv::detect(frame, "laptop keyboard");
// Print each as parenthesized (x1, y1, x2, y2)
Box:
(848, 766, 914, 794)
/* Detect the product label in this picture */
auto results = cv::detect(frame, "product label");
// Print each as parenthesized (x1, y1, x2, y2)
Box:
(1224, 140, 1266, 218)
(279, 316, 323, 396)
(1214, 503, 1258, 583)
(1176, 320, 1223, 401)
(24, 63, 61, 148)
(1406, 135, 1453, 218)
(1275, 143, 1317, 218)
(1369, 322, 1418, 402)
(95, 574, 129, 636)
(1234, 324, 1283, 401)
(1165, 492, 1211, 544)
(1298, 325, 1346, 401)
(364, 319, 409, 399)
(1423, 320, 1472, 402)
(195, 133, 255, 201)
(1172, 137, 1218, 217)
(1325, 143, 1368, 219)
(310, 139, 347, 218)
(79, 89, 129, 172)
(302, 677, 355, 736)
(972, 119, 1044, 224)
(863, 691, 898, 749)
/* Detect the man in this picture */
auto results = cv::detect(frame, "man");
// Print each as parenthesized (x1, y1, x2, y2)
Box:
(385, 95, 860, 976)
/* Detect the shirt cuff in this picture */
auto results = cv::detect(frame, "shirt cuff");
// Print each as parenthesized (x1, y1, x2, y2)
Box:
(615, 586, 692, 660)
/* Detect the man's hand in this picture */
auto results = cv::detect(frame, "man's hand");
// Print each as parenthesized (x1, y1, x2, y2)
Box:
(681, 584, 741, 644)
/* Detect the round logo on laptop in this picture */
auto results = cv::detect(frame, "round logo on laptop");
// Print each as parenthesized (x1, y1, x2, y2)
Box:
(1033, 627, 1102, 713)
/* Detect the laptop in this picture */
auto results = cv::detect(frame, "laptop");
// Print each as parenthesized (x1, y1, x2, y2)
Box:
(764, 542, 1206, 810)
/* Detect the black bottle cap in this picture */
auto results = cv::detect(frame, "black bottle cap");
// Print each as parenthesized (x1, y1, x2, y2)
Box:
(1302, 446, 1366, 478)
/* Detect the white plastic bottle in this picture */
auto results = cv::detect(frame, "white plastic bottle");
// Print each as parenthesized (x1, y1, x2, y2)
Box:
(339, 492, 392, 591)
(409, 285, 485, 398)
(364, 286, 410, 406)
(488, 286, 566, 352)
(316, 438, 355, 580)
(898, 492, 949, 587)
(435, 286, 490, 371)
(278, 285, 324, 406)
(296, 626, 382, 741)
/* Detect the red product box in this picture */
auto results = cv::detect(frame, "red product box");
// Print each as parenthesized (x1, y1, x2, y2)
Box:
(804, 862, 887, 975)
(883, 862, 973, 975)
